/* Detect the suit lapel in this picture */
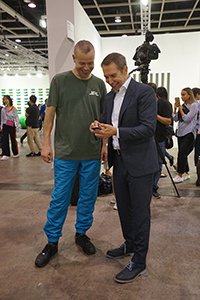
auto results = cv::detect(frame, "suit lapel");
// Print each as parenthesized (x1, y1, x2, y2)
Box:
(108, 90, 116, 124)
(118, 78, 136, 124)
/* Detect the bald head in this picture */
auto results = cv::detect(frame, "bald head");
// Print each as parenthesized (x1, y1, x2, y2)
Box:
(74, 40, 94, 58)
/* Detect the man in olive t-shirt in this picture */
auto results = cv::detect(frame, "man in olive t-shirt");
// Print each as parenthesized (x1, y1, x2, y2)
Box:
(35, 40, 107, 268)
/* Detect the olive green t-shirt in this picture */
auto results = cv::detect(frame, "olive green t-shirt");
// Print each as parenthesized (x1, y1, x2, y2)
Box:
(48, 71, 106, 160)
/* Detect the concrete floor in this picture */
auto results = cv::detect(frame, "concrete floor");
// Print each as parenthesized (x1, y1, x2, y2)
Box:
(0, 129, 200, 300)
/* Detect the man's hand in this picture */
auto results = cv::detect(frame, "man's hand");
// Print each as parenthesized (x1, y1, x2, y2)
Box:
(89, 120, 101, 132)
(100, 140, 108, 164)
(41, 144, 53, 163)
(94, 124, 117, 139)
(90, 121, 117, 139)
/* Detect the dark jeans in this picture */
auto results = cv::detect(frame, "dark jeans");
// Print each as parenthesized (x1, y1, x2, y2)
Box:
(153, 141, 165, 191)
(177, 133, 194, 174)
(2, 124, 19, 156)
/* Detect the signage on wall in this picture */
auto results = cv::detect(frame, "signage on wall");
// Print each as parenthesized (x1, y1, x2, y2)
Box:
(67, 20, 74, 42)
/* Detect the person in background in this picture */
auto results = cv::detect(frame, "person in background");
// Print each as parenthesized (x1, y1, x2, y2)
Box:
(156, 86, 174, 168)
(39, 99, 48, 130)
(0, 95, 20, 160)
(192, 88, 200, 186)
(35, 40, 106, 268)
(173, 88, 198, 183)
(0, 103, 3, 155)
(25, 95, 42, 157)
(192, 88, 200, 166)
(148, 83, 172, 199)
(20, 101, 31, 144)
(90, 52, 159, 284)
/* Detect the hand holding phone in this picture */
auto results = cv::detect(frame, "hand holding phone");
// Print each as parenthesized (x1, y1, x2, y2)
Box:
(175, 97, 180, 106)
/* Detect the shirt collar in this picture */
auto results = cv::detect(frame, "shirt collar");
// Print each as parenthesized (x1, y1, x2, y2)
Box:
(117, 76, 131, 94)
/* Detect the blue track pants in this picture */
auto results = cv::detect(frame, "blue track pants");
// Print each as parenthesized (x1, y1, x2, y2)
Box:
(44, 158, 101, 242)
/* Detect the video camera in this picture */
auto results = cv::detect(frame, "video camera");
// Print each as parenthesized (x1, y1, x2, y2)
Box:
(129, 31, 161, 84)
(133, 31, 160, 66)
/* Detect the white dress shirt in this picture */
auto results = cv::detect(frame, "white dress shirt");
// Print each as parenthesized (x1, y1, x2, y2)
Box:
(111, 76, 131, 150)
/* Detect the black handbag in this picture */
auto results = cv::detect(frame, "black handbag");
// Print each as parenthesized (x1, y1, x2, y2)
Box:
(178, 104, 189, 122)
(98, 173, 113, 195)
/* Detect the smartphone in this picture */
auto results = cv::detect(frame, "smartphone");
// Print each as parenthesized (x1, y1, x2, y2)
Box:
(175, 97, 180, 105)
(91, 126, 102, 130)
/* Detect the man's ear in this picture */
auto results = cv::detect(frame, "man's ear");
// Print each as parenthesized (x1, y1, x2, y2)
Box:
(123, 65, 128, 75)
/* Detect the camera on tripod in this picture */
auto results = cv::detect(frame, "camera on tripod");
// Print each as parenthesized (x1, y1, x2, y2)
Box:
(133, 31, 160, 67)
(129, 31, 161, 84)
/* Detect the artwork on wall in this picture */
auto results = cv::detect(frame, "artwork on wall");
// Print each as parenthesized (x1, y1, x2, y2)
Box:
(1, 87, 49, 115)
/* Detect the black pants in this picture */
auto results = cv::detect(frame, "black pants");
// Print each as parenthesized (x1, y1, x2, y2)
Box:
(2, 124, 18, 156)
(177, 132, 194, 174)
(21, 131, 27, 142)
(194, 133, 200, 165)
(113, 153, 153, 264)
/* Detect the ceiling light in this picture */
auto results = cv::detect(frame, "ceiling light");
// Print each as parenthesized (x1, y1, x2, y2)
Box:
(39, 19, 46, 29)
(122, 34, 127, 37)
(15, 39, 21, 43)
(141, 0, 148, 5)
(23, 0, 31, 3)
(28, 2, 36, 8)
(5, 53, 10, 57)
(115, 16, 122, 23)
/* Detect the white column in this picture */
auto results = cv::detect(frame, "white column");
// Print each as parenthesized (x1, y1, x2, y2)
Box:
(46, 0, 75, 81)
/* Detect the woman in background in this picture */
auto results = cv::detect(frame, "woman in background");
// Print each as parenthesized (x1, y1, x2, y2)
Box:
(157, 86, 174, 167)
(0, 95, 20, 160)
(172, 88, 198, 183)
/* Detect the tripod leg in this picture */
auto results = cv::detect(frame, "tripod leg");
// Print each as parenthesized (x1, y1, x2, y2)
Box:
(155, 137, 181, 198)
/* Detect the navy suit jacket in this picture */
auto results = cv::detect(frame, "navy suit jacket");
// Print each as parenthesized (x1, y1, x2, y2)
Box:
(101, 78, 159, 177)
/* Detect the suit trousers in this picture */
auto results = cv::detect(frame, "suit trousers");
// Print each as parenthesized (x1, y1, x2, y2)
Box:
(113, 152, 153, 264)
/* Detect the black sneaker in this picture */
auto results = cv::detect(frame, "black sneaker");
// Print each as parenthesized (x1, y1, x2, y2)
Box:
(152, 189, 161, 199)
(26, 152, 36, 157)
(196, 180, 200, 187)
(106, 243, 134, 259)
(36, 152, 41, 156)
(75, 233, 96, 255)
(35, 242, 58, 267)
(115, 260, 146, 283)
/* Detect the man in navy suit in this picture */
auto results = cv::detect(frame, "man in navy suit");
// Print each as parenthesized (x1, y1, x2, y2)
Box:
(90, 52, 159, 283)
